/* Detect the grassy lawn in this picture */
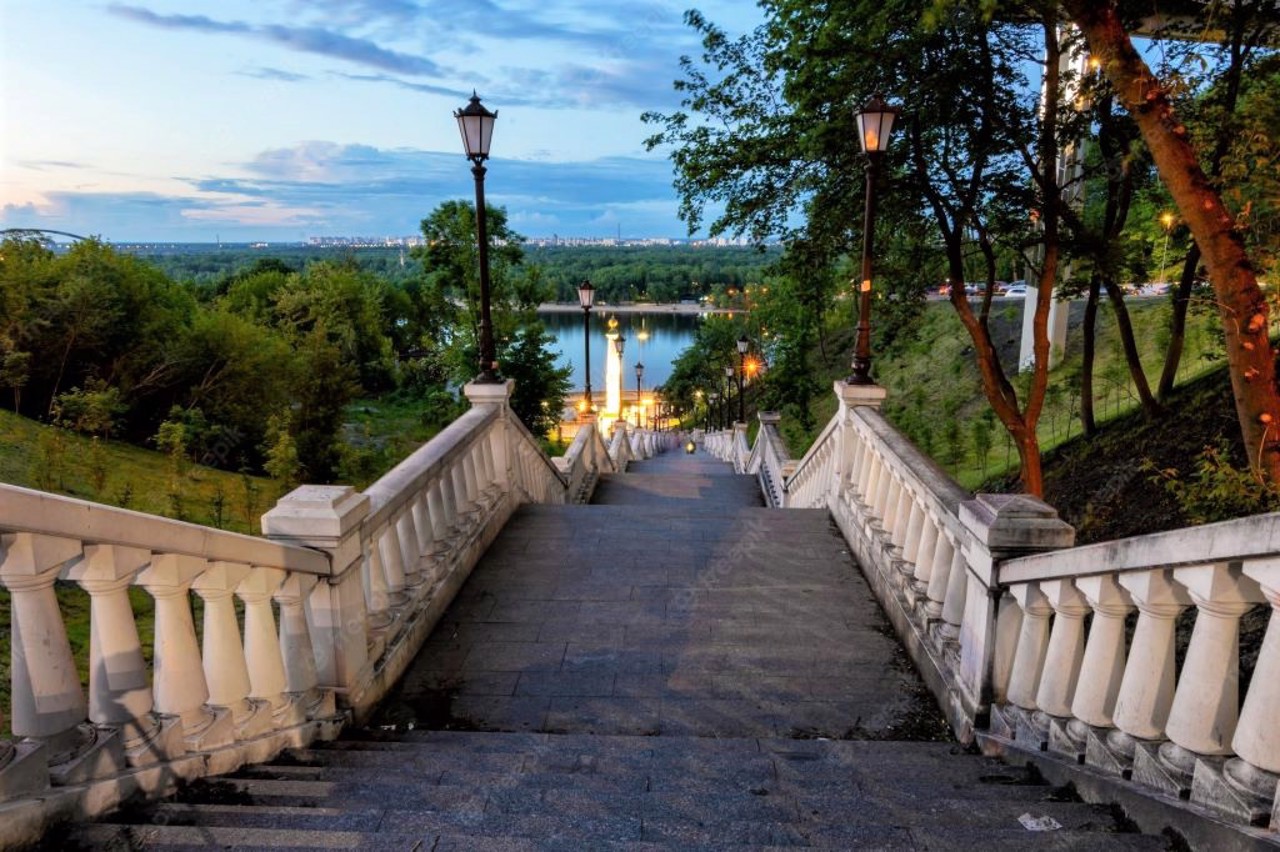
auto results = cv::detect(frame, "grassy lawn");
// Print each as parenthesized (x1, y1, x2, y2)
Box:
(0, 393, 468, 738)
(864, 297, 1226, 488)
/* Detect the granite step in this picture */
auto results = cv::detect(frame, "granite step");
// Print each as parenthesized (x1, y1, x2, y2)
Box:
(69, 732, 1173, 849)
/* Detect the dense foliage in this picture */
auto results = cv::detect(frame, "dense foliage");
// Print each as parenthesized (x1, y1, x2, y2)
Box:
(136, 243, 781, 309)
(643, 0, 1280, 493)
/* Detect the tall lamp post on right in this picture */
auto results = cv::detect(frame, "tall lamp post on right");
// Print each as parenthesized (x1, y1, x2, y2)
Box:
(722, 365, 734, 430)
(848, 93, 901, 386)
(736, 335, 748, 424)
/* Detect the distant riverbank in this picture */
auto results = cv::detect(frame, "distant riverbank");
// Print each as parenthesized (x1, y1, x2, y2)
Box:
(537, 302, 740, 315)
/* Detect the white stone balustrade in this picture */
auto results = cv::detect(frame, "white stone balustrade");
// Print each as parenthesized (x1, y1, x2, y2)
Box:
(0, 379, 606, 846)
(745, 413, 792, 507)
(998, 516, 1280, 824)
(677, 378, 1280, 832)
(779, 381, 1074, 741)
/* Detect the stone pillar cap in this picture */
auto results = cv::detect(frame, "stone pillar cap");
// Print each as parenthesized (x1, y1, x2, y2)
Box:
(262, 485, 369, 541)
(464, 379, 515, 406)
(835, 380, 888, 409)
(960, 493, 1075, 553)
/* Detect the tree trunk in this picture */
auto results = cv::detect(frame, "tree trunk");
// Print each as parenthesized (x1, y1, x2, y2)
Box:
(1081, 276, 1100, 437)
(1102, 279, 1160, 417)
(1066, 1, 1280, 482)
(1157, 243, 1202, 399)
(1158, 0, 1250, 401)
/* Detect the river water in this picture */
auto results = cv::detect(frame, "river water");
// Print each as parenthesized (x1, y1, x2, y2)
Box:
(538, 309, 702, 392)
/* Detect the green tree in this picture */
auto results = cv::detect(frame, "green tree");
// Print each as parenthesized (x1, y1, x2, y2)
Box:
(503, 323, 571, 436)
(644, 2, 1070, 493)
(413, 200, 569, 435)
(413, 200, 526, 383)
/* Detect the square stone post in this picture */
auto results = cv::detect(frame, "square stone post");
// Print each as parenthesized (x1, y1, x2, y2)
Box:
(466, 379, 515, 492)
(957, 494, 1075, 734)
(835, 380, 887, 497)
(262, 485, 372, 713)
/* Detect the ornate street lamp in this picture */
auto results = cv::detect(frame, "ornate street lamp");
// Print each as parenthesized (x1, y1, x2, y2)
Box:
(454, 92, 500, 382)
(723, 364, 734, 430)
(577, 280, 595, 412)
(634, 362, 645, 428)
(613, 332, 626, 421)
(848, 93, 901, 385)
(708, 392, 719, 432)
(736, 335, 749, 424)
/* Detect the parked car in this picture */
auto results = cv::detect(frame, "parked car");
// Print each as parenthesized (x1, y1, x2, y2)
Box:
(1002, 284, 1027, 298)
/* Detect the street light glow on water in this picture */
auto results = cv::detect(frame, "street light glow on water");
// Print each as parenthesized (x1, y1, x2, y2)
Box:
(539, 310, 702, 392)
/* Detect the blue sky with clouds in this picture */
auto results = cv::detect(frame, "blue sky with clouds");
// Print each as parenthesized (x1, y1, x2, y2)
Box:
(1, 0, 761, 242)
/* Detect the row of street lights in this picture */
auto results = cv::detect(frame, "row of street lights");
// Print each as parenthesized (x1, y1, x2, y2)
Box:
(458, 90, 901, 408)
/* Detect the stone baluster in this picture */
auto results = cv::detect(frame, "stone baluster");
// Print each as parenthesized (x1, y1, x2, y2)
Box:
(274, 573, 333, 719)
(1068, 575, 1133, 769)
(375, 523, 408, 605)
(991, 592, 1024, 704)
(938, 545, 967, 638)
(1108, 569, 1190, 770)
(1035, 579, 1090, 755)
(901, 500, 927, 565)
(862, 448, 883, 512)
(924, 533, 956, 622)
(192, 561, 270, 740)
(362, 536, 393, 631)
(856, 440, 876, 501)
(911, 516, 939, 587)
(464, 449, 482, 505)
(136, 554, 233, 753)
(1, 533, 89, 763)
(889, 482, 912, 548)
(1154, 564, 1260, 791)
(263, 485, 373, 716)
(237, 567, 293, 725)
(880, 476, 901, 537)
(427, 478, 451, 552)
(872, 457, 893, 519)
(394, 508, 424, 587)
(852, 432, 871, 491)
(67, 544, 184, 766)
(449, 461, 471, 517)
(1211, 560, 1280, 820)
(410, 492, 433, 556)
(1005, 582, 1053, 714)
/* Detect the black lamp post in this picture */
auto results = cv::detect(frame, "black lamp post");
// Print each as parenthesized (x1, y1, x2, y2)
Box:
(708, 392, 719, 431)
(723, 365, 734, 429)
(613, 332, 626, 421)
(577, 280, 595, 412)
(634, 363, 644, 427)
(455, 92, 500, 383)
(736, 335, 748, 424)
(848, 93, 901, 386)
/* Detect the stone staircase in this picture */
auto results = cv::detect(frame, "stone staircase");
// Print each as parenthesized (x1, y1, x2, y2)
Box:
(52, 446, 1177, 849)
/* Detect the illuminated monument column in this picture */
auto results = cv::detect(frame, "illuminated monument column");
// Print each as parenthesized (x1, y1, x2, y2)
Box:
(605, 316, 622, 430)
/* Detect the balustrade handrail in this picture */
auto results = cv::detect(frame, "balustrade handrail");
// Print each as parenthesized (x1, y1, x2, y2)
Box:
(783, 413, 841, 494)
(853, 407, 971, 536)
(1001, 510, 1280, 584)
(0, 481, 329, 574)
(364, 405, 502, 528)
(505, 404, 571, 489)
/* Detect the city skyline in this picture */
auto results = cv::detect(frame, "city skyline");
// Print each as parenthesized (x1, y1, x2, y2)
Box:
(1, 1, 761, 242)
